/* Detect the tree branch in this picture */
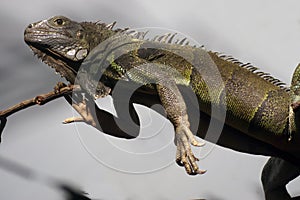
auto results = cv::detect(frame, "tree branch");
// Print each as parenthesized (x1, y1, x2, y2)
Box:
(0, 84, 80, 118)
(0, 83, 136, 141)
(0, 84, 81, 142)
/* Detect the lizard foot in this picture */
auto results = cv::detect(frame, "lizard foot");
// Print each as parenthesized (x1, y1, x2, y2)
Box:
(175, 125, 206, 175)
(54, 82, 67, 93)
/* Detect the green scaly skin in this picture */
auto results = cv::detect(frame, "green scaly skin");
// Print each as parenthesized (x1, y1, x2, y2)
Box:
(24, 16, 300, 199)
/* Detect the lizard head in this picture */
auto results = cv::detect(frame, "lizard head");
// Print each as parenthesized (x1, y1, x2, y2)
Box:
(24, 15, 120, 83)
(24, 16, 90, 62)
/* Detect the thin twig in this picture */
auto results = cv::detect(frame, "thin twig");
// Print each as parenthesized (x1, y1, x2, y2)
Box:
(0, 85, 80, 118)
(0, 82, 134, 141)
(0, 83, 103, 136)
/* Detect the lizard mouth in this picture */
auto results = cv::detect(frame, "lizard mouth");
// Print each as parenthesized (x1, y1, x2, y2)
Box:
(24, 27, 69, 43)
(24, 28, 74, 60)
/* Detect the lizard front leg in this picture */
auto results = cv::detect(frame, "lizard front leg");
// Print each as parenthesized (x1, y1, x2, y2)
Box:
(156, 81, 206, 175)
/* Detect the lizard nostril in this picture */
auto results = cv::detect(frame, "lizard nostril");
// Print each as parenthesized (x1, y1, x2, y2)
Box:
(27, 23, 33, 29)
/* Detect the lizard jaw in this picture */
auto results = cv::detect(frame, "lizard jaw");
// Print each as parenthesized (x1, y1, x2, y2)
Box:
(26, 43, 79, 84)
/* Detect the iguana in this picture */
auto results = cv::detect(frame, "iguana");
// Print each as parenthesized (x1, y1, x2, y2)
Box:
(23, 16, 300, 199)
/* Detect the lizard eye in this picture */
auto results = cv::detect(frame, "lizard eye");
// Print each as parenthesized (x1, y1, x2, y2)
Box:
(54, 18, 64, 26)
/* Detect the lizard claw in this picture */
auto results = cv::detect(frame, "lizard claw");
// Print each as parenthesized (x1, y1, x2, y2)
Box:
(54, 82, 67, 93)
(175, 125, 206, 175)
(63, 117, 84, 124)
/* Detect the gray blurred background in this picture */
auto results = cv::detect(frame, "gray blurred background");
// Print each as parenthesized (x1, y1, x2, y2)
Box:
(1, 0, 300, 199)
